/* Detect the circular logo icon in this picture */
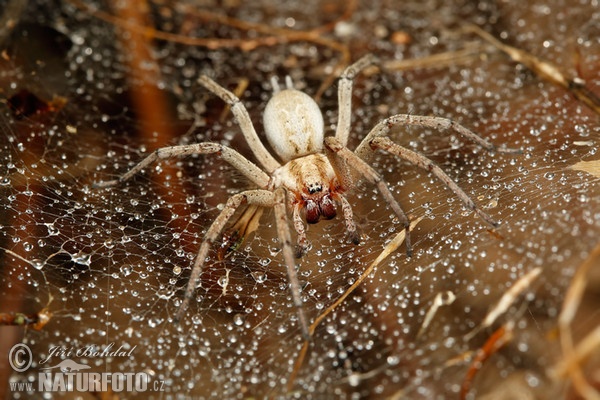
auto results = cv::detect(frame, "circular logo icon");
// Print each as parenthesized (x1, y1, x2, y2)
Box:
(8, 343, 32, 372)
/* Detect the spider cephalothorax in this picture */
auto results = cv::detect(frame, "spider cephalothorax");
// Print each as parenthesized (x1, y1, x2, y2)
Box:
(95, 54, 517, 340)
(272, 153, 341, 222)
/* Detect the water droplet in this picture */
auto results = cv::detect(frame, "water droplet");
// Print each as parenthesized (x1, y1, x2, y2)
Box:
(217, 275, 229, 288)
(387, 355, 400, 366)
(45, 223, 60, 236)
(173, 266, 182, 275)
(120, 265, 132, 277)
(198, 347, 209, 357)
(544, 172, 555, 180)
(233, 314, 245, 326)
(72, 253, 92, 266)
(32, 260, 44, 270)
(251, 272, 267, 283)
(450, 241, 462, 250)
(259, 258, 271, 266)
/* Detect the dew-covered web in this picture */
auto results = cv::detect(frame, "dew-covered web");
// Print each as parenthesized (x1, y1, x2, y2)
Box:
(2, 0, 600, 399)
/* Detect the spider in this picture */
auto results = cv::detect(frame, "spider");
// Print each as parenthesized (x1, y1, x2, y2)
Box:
(95, 54, 517, 340)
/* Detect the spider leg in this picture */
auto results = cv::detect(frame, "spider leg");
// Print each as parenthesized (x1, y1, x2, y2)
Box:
(292, 205, 309, 258)
(335, 54, 379, 147)
(93, 142, 270, 189)
(354, 114, 521, 162)
(338, 194, 360, 244)
(324, 137, 413, 257)
(291, 194, 359, 258)
(175, 189, 275, 323)
(199, 75, 281, 173)
(370, 136, 499, 228)
(273, 188, 311, 341)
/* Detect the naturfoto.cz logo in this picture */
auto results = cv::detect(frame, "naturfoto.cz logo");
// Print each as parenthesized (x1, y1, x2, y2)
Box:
(8, 343, 165, 393)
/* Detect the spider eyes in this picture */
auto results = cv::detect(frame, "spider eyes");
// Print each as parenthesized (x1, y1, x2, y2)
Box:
(304, 194, 337, 224)
(307, 183, 322, 194)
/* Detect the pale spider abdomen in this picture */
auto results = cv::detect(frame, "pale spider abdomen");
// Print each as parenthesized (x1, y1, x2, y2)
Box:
(263, 89, 324, 162)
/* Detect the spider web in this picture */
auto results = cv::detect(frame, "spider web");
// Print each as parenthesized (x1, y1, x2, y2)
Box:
(2, 0, 600, 399)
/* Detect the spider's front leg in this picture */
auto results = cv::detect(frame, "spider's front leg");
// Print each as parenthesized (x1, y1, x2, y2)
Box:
(289, 195, 360, 259)
(369, 136, 500, 228)
(354, 114, 521, 162)
(324, 136, 413, 257)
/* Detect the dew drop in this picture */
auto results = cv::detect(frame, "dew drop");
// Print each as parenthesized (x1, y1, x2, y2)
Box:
(259, 258, 271, 266)
(450, 240, 462, 250)
(45, 223, 60, 236)
(233, 314, 245, 326)
(387, 355, 400, 366)
(72, 253, 92, 266)
(32, 259, 44, 270)
(348, 373, 360, 387)
(251, 271, 267, 283)
(217, 275, 229, 288)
